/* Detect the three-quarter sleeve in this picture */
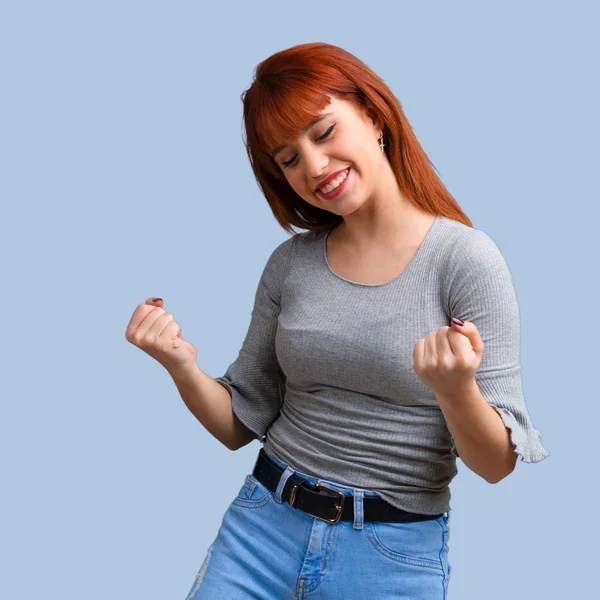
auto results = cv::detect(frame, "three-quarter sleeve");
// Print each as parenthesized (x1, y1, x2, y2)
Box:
(445, 228, 550, 463)
(214, 236, 295, 442)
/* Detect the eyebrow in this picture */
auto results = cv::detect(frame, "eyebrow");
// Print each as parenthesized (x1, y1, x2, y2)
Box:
(271, 112, 334, 159)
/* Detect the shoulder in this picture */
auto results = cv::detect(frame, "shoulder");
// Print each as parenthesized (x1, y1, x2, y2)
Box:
(258, 231, 318, 298)
(439, 217, 511, 278)
(261, 230, 313, 282)
(270, 230, 315, 254)
(268, 229, 324, 263)
(262, 235, 296, 275)
(437, 218, 519, 313)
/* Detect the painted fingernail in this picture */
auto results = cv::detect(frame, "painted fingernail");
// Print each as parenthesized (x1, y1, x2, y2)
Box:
(153, 298, 162, 302)
(451, 317, 464, 326)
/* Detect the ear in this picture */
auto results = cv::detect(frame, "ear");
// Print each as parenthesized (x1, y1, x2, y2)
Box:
(365, 105, 383, 131)
(358, 102, 383, 132)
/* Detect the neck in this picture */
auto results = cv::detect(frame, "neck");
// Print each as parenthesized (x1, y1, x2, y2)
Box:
(336, 162, 435, 251)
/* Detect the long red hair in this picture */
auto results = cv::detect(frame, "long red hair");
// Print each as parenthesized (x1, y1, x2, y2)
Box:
(240, 42, 472, 235)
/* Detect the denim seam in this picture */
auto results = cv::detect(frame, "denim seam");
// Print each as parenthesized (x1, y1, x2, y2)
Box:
(436, 517, 448, 598)
(185, 542, 213, 600)
(245, 475, 258, 495)
(297, 521, 339, 594)
(231, 492, 273, 509)
(365, 523, 444, 571)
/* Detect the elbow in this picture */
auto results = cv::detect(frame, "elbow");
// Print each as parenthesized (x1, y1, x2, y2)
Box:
(485, 463, 517, 484)
(485, 471, 507, 484)
(226, 433, 249, 452)
(485, 474, 504, 484)
(486, 445, 519, 484)
(228, 420, 260, 451)
(226, 438, 240, 451)
(227, 437, 253, 452)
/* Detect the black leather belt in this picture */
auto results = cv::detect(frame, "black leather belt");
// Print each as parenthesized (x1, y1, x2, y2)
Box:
(252, 448, 444, 524)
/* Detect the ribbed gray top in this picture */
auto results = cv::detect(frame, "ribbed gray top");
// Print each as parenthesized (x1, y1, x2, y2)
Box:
(215, 214, 549, 514)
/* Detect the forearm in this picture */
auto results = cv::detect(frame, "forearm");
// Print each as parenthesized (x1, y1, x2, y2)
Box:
(435, 379, 518, 483)
(168, 362, 254, 451)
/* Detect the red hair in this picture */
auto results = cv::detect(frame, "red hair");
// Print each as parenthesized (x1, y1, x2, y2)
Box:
(240, 42, 473, 235)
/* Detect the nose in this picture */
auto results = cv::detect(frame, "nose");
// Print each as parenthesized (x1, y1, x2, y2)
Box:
(304, 147, 328, 180)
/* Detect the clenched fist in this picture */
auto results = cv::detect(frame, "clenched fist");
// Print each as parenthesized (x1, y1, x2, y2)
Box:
(412, 316, 483, 398)
(125, 297, 197, 373)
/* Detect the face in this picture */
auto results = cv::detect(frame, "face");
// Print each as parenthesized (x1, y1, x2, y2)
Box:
(271, 95, 385, 216)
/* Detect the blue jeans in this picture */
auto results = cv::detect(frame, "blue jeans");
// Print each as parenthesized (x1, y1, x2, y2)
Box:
(185, 449, 451, 599)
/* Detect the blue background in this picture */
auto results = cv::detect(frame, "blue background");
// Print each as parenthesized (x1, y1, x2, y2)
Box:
(1, 1, 595, 598)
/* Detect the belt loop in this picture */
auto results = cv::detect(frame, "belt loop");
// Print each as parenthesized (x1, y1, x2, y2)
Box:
(353, 489, 364, 530)
(275, 466, 295, 504)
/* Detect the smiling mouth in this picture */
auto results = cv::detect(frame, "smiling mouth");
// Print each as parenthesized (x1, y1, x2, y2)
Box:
(317, 167, 351, 199)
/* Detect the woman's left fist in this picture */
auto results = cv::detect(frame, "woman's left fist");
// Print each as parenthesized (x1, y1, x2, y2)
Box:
(412, 317, 483, 396)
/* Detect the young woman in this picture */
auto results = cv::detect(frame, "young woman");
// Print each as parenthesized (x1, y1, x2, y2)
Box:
(128, 42, 549, 599)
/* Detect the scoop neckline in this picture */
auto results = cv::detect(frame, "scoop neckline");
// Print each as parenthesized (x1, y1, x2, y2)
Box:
(322, 214, 442, 288)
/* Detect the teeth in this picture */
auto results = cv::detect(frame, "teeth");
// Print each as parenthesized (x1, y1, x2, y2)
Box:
(319, 168, 349, 194)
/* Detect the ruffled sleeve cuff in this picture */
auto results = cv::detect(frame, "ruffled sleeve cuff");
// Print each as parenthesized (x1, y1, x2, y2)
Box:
(490, 404, 550, 463)
(449, 404, 549, 463)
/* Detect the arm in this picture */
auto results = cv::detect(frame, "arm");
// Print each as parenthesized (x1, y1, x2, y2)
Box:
(168, 362, 255, 451)
(435, 379, 518, 483)
(443, 228, 549, 476)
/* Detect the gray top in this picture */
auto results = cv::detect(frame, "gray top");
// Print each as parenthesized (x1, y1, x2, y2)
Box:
(215, 214, 549, 514)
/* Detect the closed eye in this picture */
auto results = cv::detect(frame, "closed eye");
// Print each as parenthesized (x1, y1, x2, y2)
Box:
(282, 125, 336, 168)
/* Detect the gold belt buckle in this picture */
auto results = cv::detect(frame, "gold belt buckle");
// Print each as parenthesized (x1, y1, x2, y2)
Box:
(305, 483, 345, 524)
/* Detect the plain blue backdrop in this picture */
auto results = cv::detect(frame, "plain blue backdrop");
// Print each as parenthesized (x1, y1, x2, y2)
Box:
(1, 1, 596, 598)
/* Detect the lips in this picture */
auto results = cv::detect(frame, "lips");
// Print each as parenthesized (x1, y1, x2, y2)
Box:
(316, 167, 351, 201)
(315, 167, 351, 193)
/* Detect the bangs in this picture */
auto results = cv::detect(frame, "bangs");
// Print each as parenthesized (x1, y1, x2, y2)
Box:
(252, 83, 335, 160)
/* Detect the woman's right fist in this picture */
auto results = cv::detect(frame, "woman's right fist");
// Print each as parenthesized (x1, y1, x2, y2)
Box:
(125, 297, 197, 373)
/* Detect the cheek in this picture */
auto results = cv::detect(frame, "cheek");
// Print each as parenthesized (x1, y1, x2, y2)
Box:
(344, 143, 369, 172)
(286, 174, 315, 201)
(287, 174, 305, 193)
